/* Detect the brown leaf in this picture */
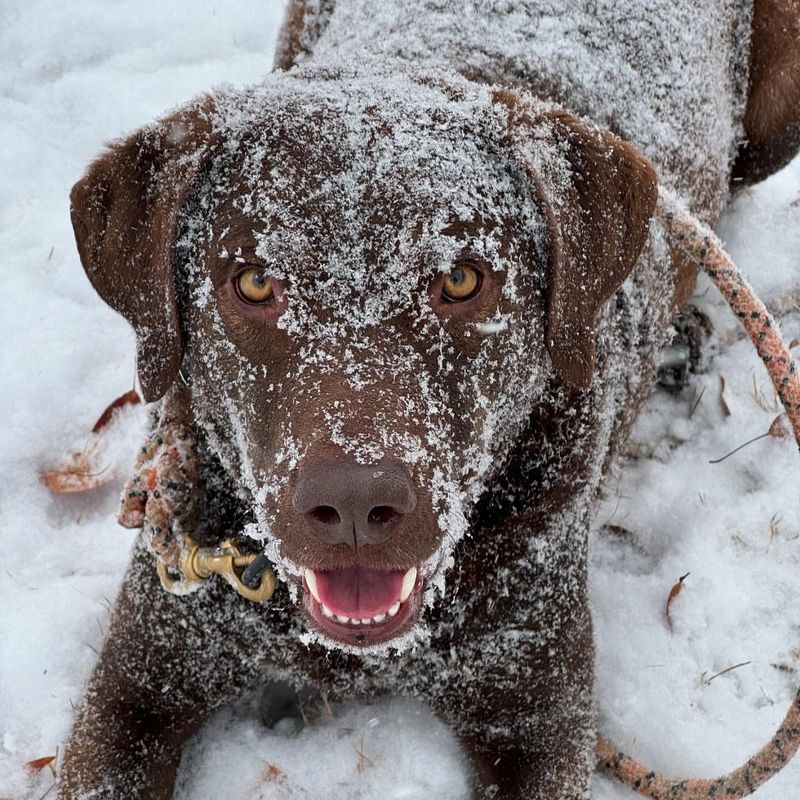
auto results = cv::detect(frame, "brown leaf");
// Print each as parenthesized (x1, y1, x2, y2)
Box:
(41, 389, 138, 495)
(40, 452, 112, 494)
(789, 338, 799, 350)
(600, 524, 633, 539)
(26, 755, 56, 772)
(92, 389, 141, 434)
(261, 764, 286, 783)
(767, 413, 790, 439)
(354, 732, 375, 774)
(718, 376, 731, 417)
(665, 572, 690, 632)
(709, 413, 789, 464)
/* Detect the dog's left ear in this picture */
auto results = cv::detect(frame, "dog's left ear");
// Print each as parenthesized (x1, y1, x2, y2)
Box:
(495, 90, 658, 389)
(70, 98, 217, 401)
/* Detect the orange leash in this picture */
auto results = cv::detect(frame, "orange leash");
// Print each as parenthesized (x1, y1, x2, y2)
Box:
(596, 187, 800, 798)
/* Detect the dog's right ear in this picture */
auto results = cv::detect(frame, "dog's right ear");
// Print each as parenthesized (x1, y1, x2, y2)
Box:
(70, 99, 217, 401)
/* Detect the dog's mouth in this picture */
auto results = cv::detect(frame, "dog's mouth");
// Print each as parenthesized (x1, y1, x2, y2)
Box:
(301, 564, 423, 647)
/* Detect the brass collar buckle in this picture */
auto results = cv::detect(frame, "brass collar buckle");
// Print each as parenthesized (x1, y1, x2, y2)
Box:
(156, 537, 276, 603)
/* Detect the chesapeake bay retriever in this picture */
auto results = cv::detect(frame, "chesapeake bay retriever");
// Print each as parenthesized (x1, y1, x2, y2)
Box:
(59, 1, 800, 798)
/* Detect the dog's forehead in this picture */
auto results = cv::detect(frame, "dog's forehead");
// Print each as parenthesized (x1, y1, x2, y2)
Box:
(216, 78, 525, 232)
(203, 68, 543, 332)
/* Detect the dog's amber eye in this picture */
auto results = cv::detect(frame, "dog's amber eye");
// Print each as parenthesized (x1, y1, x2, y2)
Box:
(441, 265, 480, 302)
(235, 268, 274, 304)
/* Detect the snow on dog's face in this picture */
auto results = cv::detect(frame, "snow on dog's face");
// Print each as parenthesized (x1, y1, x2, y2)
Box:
(182, 68, 549, 649)
(70, 61, 658, 652)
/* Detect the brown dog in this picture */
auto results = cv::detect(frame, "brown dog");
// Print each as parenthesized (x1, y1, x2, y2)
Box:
(60, 1, 800, 798)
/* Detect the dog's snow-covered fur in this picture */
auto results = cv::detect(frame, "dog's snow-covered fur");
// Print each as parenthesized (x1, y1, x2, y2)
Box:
(60, 1, 800, 798)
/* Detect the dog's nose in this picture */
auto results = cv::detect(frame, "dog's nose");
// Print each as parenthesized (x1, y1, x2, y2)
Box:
(293, 463, 417, 549)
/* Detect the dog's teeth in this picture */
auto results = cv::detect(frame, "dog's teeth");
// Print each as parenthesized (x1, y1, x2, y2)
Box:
(313, 568, 415, 626)
(399, 566, 417, 603)
(305, 569, 320, 602)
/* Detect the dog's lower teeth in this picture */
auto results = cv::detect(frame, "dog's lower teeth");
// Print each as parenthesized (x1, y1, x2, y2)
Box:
(388, 602, 400, 617)
(372, 613, 386, 624)
(321, 604, 334, 619)
(361, 618, 371, 625)
(336, 615, 350, 624)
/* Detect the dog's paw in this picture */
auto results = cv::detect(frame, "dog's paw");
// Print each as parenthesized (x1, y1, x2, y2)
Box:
(118, 423, 200, 565)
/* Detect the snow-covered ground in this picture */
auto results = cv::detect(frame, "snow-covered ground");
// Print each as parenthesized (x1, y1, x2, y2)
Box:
(1, 2, 798, 797)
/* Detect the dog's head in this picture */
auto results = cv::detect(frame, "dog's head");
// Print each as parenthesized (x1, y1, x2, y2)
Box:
(71, 62, 656, 651)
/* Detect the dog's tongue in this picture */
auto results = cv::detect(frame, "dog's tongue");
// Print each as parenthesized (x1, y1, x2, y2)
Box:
(315, 566, 405, 618)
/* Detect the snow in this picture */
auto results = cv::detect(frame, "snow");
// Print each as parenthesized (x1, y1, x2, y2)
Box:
(1, 1, 799, 798)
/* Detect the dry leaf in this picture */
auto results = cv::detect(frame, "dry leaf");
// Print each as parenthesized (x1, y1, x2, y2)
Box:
(354, 732, 375, 774)
(767, 413, 790, 439)
(789, 338, 799, 350)
(261, 764, 286, 783)
(718, 375, 731, 417)
(41, 388, 139, 494)
(26, 755, 56, 772)
(665, 572, 690, 632)
(92, 389, 140, 434)
(709, 414, 789, 464)
(600, 524, 633, 539)
(40, 452, 112, 494)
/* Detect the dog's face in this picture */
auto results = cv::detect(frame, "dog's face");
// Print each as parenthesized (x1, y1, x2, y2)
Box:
(71, 64, 657, 650)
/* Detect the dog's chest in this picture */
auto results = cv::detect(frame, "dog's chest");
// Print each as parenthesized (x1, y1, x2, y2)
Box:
(303, 0, 751, 218)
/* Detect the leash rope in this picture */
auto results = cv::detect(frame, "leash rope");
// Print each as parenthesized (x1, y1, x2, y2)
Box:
(595, 187, 800, 799)
(657, 188, 800, 443)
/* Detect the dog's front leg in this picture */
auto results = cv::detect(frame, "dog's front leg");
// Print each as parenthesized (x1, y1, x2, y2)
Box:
(429, 514, 595, 800)
(59, 691, 198, 800)
(457, 624, 594, 800)
(59, 538, 278, 799)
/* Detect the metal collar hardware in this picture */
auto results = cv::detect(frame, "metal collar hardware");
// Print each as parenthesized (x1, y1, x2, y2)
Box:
(156, 536, 276, 603)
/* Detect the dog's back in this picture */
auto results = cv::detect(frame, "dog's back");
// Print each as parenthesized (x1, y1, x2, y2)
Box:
(282, 0, 752, 218)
